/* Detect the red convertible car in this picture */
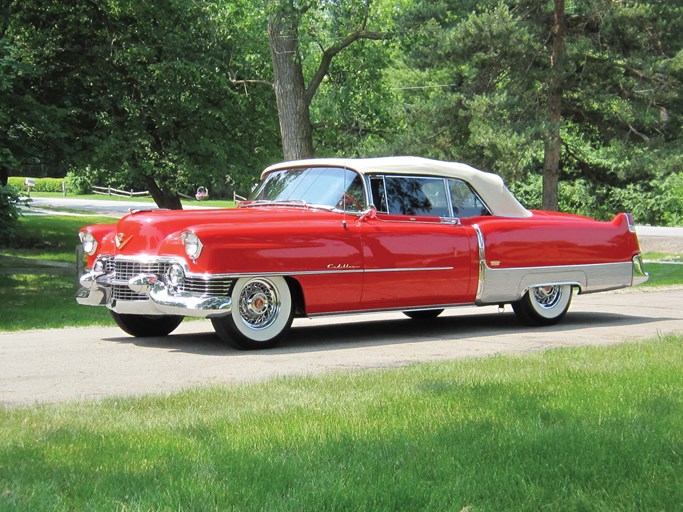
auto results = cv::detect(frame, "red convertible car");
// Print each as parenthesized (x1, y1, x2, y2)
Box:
(77, 157, 648, 349)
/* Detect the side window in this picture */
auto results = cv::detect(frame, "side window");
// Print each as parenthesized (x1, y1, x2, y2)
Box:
(384, 176, 450, 217)
(448, 179, 490, 217)
(369, 176, 388, 213)
(339, 173, 365, 212)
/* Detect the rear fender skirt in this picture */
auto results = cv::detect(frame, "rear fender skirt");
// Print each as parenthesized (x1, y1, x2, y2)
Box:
(472, 224, 635, 305)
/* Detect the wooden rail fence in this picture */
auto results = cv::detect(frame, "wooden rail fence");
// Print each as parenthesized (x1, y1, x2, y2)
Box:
(92, 185, 151, 198)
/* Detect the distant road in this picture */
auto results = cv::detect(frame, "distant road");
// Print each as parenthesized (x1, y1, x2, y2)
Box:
(24, 196, 219, 217)
(633, 226, 683, 253)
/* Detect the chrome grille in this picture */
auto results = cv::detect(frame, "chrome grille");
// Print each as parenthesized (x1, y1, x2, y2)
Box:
(181, 277, 233, 297)
(103, 257, 234, 300)
(112, 285, 148, 301)
(107, 259, 173, 281)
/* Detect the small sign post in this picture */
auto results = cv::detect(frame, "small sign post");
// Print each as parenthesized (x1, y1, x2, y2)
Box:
(24, 178, 36, 197)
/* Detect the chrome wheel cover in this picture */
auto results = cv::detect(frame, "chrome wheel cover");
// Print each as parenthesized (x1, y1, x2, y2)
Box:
(532, 285, 563, 309)
(238, 279, 280, 330)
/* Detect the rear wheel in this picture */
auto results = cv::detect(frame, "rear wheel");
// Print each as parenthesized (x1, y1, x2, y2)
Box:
(403, 309, 444, 320)
(110, 312, 183, 337)
(512, 284, 572, 326)
(211, 276, 293, 350)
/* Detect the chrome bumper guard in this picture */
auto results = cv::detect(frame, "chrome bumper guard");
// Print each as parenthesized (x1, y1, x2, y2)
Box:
(632, 254, 649, 286)
(76, 270, 232, 318)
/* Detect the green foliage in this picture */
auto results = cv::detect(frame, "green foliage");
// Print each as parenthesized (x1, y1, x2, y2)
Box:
(0, 184, 22, 246)
(0, 35, 68, 184)
(312, 39, 397, 157)
(510, 171, 683, 225)
(64, 169, 92, 195)
(4, 0, 280, 205)
(3, 0, 682, 220)
(7, 176, 64, 193)
(388, 0, 683, 221)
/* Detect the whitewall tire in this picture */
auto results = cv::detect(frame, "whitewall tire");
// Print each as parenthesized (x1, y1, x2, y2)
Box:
(211, 276, 294, 349)
(512, 284, 573, 326)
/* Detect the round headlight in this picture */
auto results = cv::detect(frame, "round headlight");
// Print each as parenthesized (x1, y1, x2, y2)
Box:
(167, 263, 185, 287)
(79, 231, 98, 256)
(181, 232, 203, 260)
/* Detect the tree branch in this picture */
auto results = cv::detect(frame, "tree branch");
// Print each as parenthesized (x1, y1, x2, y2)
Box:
(228, 76, 273, 96)
(304, 29, 388, 106)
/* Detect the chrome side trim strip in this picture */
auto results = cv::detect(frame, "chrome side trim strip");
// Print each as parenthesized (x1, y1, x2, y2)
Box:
(365, 266, 454, 274)
(90, 255, 453, 280)
(183, 266, 454, 279)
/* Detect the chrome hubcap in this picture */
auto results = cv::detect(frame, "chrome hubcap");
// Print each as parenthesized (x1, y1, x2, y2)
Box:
(238, 279, 280, 330)
(532, 286, 562, 309)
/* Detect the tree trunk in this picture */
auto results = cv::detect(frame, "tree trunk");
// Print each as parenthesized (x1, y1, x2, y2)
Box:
(267, 11, 314, 161)
(542, 0, 566, 211)
(143, 175, 183, 210)
(543, 92, 561, 211)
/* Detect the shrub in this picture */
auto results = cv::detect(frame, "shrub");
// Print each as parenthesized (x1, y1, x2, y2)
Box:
(509, 172, 682, 226)
(65, 170, 92, 195)
(0, 184, 21, 246)
(7, 177, 65, 193)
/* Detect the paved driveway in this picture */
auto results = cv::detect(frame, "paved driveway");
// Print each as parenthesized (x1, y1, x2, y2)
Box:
(1, 287, 681, 407)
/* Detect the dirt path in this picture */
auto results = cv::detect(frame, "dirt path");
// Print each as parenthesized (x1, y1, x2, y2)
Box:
(1, 287, 681, 407)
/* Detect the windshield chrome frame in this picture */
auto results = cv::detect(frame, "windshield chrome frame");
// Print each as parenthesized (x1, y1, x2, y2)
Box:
(240, 166, 369, 215)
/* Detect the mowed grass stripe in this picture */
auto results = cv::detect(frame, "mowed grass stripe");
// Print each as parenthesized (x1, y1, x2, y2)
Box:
(1, 335, 681, 511)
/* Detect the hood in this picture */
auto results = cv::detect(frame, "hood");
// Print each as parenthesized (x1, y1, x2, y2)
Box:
(112, 206, 344, 255)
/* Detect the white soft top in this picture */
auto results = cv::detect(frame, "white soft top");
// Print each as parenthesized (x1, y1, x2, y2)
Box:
(264, 156, 531, 218)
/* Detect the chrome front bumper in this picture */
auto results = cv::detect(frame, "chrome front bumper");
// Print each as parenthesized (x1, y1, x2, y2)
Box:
(76, 269, 232, 318)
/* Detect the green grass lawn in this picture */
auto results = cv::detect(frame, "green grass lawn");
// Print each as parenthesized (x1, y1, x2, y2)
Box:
(0, 215, 115, 329)
(1, 335, 681, 511)
(0, 273, 112, 329)
(1, 215, 115, 263)
(644, 261, 683, 287)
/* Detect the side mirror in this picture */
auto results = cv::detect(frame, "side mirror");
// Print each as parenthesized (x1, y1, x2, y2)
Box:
(359, 206, 377, 222)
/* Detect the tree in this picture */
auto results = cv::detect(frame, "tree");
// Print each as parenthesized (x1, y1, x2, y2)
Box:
(543, 0, 566, 210)
(5, 0, 279, 208)
(391, 0, 683, 213)
(265, 0, 387, 160)
(0, 36, 69, 187)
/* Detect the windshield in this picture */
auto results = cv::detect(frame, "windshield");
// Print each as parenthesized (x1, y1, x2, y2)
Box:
(248, 167, 366, 212)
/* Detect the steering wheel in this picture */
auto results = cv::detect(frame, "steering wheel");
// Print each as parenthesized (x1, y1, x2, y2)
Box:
(337, 193, 362, 211)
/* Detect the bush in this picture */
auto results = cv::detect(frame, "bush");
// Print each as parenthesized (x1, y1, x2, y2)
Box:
(65, 170, 92, 195)
(509, 172, 683, 226)
(0, 184, 21, 246)
(7, 176, 65, 193)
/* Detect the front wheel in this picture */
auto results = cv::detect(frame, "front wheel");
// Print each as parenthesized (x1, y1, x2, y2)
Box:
(110, 311, 183, 337)
(211, 276, 294, 350)
(512, 284, 573, 326)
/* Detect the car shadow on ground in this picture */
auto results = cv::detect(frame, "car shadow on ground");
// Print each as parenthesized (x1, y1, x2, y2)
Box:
(103, 308, 669, 356)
